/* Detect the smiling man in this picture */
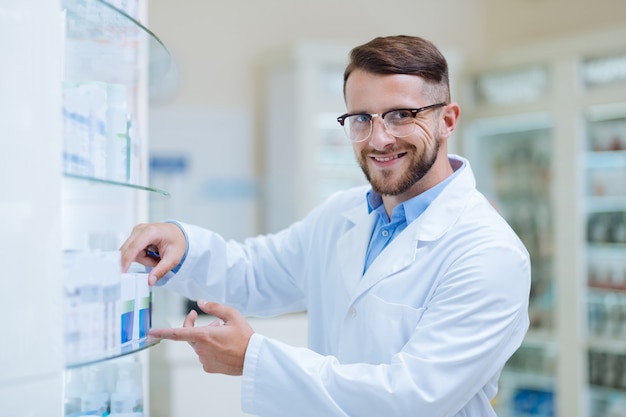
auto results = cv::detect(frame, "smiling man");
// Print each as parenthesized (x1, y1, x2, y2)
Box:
(121, 35, 531, 417)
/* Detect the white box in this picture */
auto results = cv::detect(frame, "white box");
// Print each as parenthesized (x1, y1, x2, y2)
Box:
(134, 273, 151, 340)
(118, 274, 136, 346)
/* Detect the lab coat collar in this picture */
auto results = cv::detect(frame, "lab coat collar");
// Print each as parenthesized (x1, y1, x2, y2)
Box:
(411, 154, 475, 242)
(338, 154, 476, 299)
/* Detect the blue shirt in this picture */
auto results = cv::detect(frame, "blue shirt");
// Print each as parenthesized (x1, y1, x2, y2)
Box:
(363, 160, 466, 274)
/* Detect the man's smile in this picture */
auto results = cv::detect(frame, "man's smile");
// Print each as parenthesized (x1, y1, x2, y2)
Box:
(370, 152, 407, 164)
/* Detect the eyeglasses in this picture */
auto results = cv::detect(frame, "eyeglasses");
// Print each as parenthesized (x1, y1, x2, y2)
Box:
(336, 102, 447, 143)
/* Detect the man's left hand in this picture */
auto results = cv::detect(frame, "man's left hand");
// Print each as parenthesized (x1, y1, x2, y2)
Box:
(149, 300, 254, 376)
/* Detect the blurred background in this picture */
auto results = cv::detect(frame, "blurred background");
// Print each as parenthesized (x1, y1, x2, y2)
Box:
(144, 0, 626, 235)
(142, 1, 626, 416)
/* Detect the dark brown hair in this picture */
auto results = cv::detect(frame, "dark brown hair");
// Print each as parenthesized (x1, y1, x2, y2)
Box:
(343, 35, 450, 102)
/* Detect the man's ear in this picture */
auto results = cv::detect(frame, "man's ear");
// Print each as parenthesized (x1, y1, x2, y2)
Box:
(439, 103, 461, 140)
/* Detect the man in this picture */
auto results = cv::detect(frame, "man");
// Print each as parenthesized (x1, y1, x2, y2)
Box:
(121, 35, 530, 416)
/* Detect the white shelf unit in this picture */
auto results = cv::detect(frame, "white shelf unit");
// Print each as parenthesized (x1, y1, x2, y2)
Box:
(459, 25, 626, 417)
(0, 1, 168, 415)
(0, 1, 65, 414)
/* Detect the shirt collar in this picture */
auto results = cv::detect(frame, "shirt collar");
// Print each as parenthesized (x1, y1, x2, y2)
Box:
(366, 157, 467, 224)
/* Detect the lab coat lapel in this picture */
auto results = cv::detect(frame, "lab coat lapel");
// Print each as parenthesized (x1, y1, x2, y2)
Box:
(348, 156, 477, 301)
(337, 204, 376, 297)
(353, 221, 419, 299)
(337, 155, 476, 303)
(336, 203, 420, 304)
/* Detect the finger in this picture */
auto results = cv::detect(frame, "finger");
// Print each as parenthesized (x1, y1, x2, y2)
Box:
(120, 224, 184, 284)
(208, 318, 224, 327)
(196, 300, 241, 325)
(183, 309, 198, 328)
(119, 223, 151, 273)
(146, 258, 180, 286)
(119, 224, 168, 277)
(148, 326, 198, 342)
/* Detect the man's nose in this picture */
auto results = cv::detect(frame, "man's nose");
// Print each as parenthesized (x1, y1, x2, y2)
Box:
(368, 117, 396, 150)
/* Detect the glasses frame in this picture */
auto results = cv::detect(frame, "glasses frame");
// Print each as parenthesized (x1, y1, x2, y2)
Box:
(337, 102, 448, 142)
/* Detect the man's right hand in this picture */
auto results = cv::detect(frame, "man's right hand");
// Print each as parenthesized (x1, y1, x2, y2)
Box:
(120, 222, 187, 285)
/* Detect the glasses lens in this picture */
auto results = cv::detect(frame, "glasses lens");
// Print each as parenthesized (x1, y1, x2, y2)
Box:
(343, 114, 372, 142)
(383, 110, 416, 138)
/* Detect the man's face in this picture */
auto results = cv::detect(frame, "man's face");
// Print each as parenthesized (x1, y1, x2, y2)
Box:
(344, 69, 445, 198)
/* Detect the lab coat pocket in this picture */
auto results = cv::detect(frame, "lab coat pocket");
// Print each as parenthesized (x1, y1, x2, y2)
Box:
(362, 294, 426, 362)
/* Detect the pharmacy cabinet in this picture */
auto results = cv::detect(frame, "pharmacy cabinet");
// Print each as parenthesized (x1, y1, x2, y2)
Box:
(61, 1, 170, 416)
(459, 25, 626, 417)
(260, 41, 368, 233)
(0, 0, 169, 415)
(584, 101, 626, 417)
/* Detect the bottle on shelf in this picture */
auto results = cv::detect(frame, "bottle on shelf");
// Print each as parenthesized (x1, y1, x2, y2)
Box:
(110, 359, 144, 416)
(80, 365, 111, 416)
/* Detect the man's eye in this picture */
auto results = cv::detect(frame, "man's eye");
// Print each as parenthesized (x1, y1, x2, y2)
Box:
(352, 114, 371, 124)
(388, 110, 413, 121)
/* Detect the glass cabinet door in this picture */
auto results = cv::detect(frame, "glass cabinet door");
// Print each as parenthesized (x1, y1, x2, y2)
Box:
(465, 113, 556, 417)
(584, 103, 626, 417)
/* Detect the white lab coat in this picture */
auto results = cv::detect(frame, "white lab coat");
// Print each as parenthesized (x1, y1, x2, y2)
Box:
(162, 155, 531, 417)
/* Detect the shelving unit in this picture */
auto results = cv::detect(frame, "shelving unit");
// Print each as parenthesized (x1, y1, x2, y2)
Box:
(61, 1, 170, 416)
(583, 102, 626, 417)
(0, 1, 169, 415)
(459, 25, 626, 417)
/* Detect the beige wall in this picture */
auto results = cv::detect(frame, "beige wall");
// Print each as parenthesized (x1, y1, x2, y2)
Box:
(147, 0, 486, 109)
(483, 0, 626, 50)
(148, 0, 626, 113)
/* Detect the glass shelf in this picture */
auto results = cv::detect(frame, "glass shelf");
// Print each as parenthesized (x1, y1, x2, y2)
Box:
(66, 336, 160, 369)
(498, 369, 556, 390)
(587, 242, 626, 254)
(586, 196, 626, 212)
(61, 0, 171, 85)
(587, 336, 626, 354)
(64, 172, 170, 196)
(588, 284, 626, 294)
(585, 150, 626, 165)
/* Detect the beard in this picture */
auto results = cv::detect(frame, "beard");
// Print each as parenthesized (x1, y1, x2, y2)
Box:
(358, 139, 440, 196)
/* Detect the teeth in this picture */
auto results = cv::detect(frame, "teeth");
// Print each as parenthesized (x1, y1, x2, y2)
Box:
(373, 154, 399, 162)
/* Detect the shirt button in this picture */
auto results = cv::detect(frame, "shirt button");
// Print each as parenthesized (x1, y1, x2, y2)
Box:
(348, 307, 357, 318)
(381, 230, 389, 237)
